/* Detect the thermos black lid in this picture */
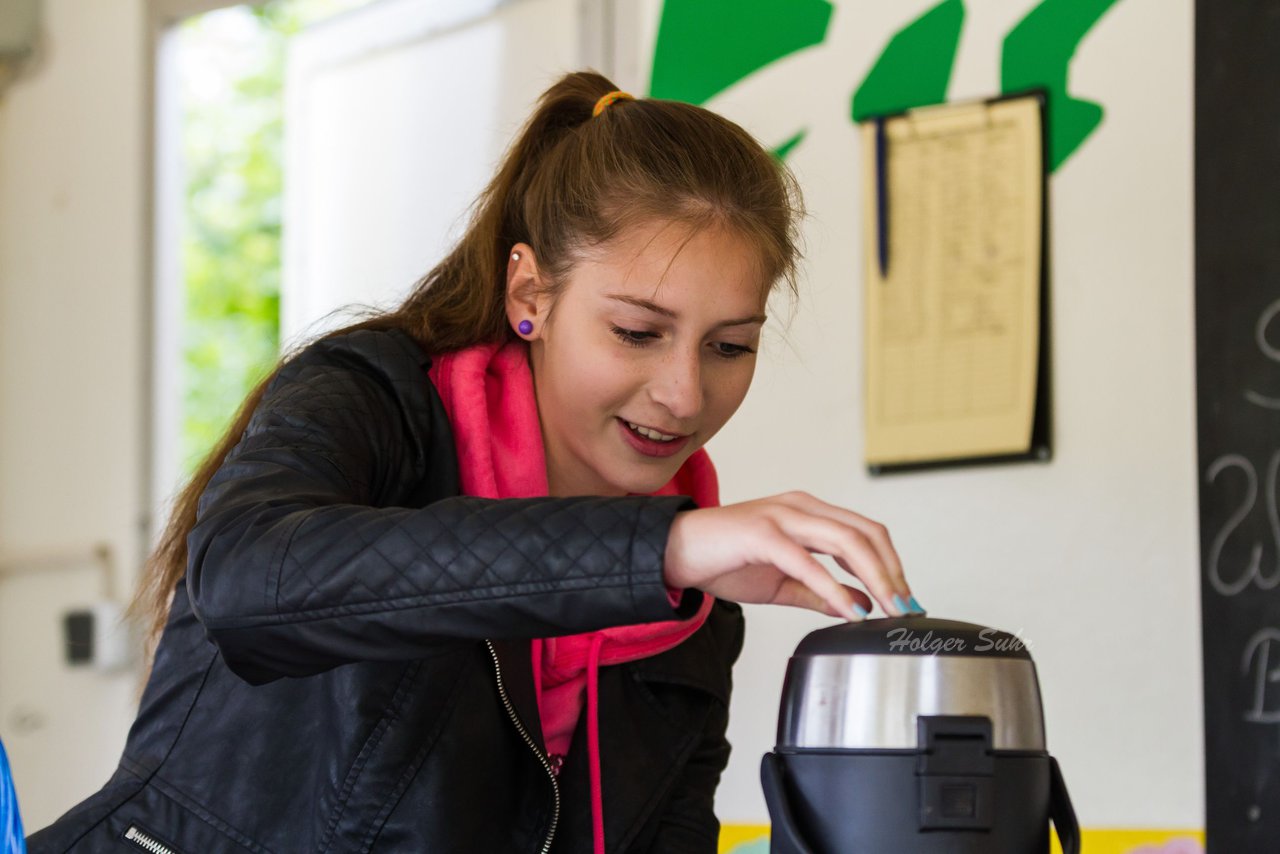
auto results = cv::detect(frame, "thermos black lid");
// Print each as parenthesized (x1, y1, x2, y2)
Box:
(793, 616, 1033, 660)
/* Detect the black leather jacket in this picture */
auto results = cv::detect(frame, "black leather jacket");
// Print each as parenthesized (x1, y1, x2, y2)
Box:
(28, 327, 745, 853)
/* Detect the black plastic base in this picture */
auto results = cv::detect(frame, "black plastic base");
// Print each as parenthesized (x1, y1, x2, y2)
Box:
(762, 750, 1052, 854)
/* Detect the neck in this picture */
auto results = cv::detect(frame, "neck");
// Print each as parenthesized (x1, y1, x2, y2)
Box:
(543, 438, 627, 497)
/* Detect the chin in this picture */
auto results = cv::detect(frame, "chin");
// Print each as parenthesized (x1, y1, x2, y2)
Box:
(613, 462, 685, 495)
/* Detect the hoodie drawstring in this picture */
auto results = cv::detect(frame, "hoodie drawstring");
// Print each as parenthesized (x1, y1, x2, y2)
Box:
(586, 633, 606, 854)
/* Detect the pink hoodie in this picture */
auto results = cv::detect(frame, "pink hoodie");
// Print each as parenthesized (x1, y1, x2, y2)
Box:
(427, 338, 717, 854)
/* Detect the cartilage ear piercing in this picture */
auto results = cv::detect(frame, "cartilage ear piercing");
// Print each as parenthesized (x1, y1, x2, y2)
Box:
(518, 319, 533, 336)
(512, 252, 521, 260)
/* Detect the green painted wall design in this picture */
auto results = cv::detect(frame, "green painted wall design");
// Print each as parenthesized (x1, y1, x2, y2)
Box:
(850, 0, 965, 122)
(647, 0, 833, 106)
(1003, 0, 1124, 171)
(771, 128, 808, 161)
(649, 0, 1125, 173)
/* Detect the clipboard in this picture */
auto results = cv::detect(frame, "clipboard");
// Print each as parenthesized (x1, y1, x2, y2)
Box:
(858, 89, 1053, 476)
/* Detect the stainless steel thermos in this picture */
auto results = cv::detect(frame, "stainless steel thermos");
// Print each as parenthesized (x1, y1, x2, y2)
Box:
(761, 617, 1079, 853)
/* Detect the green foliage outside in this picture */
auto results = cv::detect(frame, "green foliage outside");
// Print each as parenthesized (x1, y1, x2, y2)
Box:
(177, 0, 372, 479)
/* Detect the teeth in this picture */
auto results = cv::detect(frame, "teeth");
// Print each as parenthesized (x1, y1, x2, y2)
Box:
(625, 420, 680, 442)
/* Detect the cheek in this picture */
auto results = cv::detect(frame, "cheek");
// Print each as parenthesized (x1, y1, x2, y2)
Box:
(558, 349, 640, 417)
(704, 362, 755, 420)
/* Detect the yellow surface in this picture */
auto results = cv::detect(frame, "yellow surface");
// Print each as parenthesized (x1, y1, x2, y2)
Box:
(718, 825, 1206, 853)
(1051, 829, 1205, 854)
(719, 825, 769, 852)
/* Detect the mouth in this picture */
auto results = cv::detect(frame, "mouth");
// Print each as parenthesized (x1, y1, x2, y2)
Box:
(616, 417, 692, 458)
(622, 419, 687, 441)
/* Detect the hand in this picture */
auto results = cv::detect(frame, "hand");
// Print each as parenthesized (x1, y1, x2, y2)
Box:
(662, 491, 915, 621)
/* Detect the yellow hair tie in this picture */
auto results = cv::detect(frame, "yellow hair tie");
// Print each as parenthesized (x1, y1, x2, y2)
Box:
(592, 90, 635, 117)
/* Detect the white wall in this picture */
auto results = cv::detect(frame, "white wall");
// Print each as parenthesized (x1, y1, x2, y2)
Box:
(647, 0, 1201, 828)
(0, 0, 149, 831)
(0, 0, 1202, 837)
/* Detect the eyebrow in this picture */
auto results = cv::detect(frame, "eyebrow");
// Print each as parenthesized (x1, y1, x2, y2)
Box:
(605, 294, 768, 327)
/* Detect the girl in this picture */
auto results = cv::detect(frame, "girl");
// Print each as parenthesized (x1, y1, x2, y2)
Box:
(28, 70, 920, 853)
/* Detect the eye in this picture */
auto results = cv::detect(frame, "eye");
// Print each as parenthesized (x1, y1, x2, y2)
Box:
(713, 342, 756, 360)
(611, 326, 657, 347)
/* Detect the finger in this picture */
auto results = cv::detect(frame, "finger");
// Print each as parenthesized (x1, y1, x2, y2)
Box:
(778, 492, 908, 592)
(832, 556, 901, 615)
(766, 534, 862, 621)
(769, 577, 834, 614)
(777, 492, 911, 601)
(771, 579, 871, 620)
(773, 508, 907, 617)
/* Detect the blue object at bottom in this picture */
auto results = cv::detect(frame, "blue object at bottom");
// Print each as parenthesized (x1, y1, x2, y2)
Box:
(0, 737, 24, 854)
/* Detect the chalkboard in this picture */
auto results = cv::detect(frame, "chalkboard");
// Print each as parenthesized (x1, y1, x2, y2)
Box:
(1196, 2, 1280, 851)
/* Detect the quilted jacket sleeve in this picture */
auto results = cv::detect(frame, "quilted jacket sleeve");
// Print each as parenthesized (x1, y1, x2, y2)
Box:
(185, 330, 701, 685)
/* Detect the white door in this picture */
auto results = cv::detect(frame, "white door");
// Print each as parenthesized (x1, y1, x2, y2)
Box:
(281, 0, 611, 346)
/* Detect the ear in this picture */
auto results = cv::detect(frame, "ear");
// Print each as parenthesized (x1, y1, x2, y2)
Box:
(504, 242, 551, 339)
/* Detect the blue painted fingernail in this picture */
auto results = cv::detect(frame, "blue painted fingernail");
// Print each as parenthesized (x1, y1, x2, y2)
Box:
(853, 602, 869, 618)
(892, 593, 909, 615)
(908, 595, 926, 615)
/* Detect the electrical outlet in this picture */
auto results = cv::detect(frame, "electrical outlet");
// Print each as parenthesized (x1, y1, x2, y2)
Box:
(61, 600, 132, 672)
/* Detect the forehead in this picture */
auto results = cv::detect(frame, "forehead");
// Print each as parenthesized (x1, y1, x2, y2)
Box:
(573, 219, 765, 305)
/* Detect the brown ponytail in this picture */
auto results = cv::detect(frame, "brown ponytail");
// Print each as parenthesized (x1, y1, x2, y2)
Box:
(128, 68, 807, 679)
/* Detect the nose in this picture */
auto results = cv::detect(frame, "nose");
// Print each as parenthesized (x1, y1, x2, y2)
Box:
(647, 344, 704, 423)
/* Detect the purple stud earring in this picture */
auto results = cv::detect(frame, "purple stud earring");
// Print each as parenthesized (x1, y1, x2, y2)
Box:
(518, 319, 533, 336)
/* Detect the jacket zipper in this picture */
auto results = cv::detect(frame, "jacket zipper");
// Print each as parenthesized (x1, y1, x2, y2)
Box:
(485, 639, 560, 854)
(124, 825, 179, 854)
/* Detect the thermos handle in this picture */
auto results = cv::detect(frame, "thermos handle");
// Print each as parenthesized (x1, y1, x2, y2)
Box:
(759, 753, 816, 854)
(1048, 755, 1080, 854)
